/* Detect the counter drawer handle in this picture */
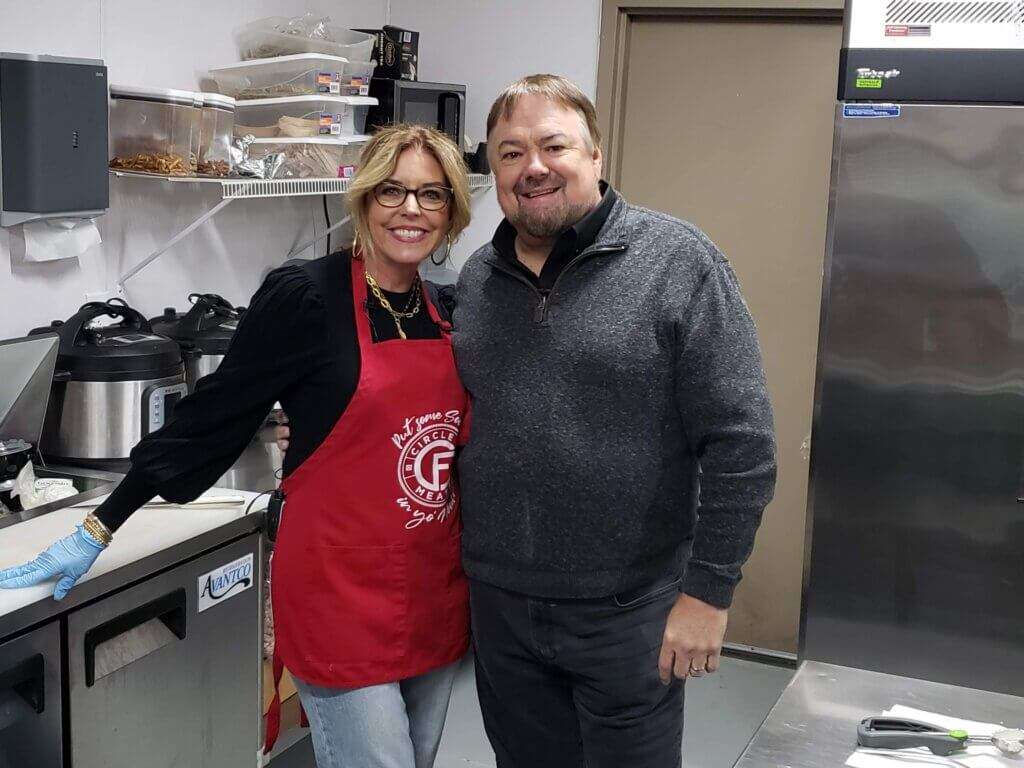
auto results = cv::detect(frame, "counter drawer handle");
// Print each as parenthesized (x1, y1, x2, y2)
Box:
(0, 654, 44, 714)
(83, 588, 186, 688)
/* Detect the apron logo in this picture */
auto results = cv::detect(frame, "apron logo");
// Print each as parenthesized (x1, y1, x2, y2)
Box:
(392, 410, 462, 525)
(397, 424, 458, 507)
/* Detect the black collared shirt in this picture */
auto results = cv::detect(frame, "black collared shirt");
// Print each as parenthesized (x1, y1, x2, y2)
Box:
(492, 181, 618, 290)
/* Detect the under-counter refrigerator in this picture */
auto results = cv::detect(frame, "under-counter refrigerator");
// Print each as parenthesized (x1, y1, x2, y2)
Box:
(801, 0, 1024, 695)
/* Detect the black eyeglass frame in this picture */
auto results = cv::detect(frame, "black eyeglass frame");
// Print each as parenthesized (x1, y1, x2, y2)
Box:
(372, 182, 454, 211)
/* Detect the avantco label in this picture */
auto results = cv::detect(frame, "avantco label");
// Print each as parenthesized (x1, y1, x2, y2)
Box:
(197, 553, 254, 613)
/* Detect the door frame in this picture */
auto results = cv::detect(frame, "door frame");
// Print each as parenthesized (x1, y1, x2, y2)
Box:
(596, 0, 845, 185)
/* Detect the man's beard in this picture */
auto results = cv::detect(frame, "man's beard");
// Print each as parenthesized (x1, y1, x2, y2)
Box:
(508, 179, 594, 239)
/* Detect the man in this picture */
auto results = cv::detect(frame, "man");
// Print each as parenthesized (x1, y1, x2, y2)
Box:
(450, 74, 776, 768)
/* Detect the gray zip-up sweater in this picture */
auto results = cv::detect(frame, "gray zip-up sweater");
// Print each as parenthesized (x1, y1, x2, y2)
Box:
(452, 193, 776, 608)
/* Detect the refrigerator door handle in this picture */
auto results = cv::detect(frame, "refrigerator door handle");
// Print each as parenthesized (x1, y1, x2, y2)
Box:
(83, 588, 187, 687)
(0, 653, 44, 714)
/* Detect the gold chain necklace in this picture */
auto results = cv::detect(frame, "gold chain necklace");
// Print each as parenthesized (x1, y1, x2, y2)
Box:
(365, 271, 422, 340)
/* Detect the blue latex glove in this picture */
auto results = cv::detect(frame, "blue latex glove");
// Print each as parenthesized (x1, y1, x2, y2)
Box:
(0, 524, 106, 600)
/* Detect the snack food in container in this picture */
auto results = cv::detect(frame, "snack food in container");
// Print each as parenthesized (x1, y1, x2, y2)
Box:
(234, 94, 376, 138)
(245, 135, 369, 179)
(197, 93, 236, 176)
(233, 15, 374, 61)
(210, 54, 375, 100)
(109, 85, 202, 176)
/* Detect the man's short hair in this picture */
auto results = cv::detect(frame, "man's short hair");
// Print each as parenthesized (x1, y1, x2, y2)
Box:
(486, 74, 602, 150)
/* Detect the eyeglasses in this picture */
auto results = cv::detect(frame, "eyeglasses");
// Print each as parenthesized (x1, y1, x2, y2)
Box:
(373, 182, 453, 211)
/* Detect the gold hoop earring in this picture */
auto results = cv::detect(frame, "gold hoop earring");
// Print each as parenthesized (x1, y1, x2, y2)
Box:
(431, 234, 453, 266)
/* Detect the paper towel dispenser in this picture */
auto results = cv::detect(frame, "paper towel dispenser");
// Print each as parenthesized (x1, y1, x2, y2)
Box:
(0, 53, 109, 227)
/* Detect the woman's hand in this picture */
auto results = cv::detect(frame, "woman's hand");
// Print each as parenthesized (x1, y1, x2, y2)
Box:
(0, 524, 107, 600)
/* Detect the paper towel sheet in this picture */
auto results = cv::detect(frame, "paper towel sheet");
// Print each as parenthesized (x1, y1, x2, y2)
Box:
(19, 218, 101, 262)
(847, 705, 1019, 768)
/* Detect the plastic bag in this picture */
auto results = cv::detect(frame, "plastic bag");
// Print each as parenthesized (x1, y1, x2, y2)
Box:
(279, 13, 332, 42)
(11, 462, 76, 509)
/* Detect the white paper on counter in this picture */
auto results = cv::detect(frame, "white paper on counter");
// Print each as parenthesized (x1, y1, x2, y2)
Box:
(847, 705, 1019, 768)
(0, 488, 262, 619)
(17, 217, 101, 262)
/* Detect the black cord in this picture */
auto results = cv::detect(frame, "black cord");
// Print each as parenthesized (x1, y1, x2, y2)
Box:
(322, 194, 331, 257)
(245, 490, 273, 517)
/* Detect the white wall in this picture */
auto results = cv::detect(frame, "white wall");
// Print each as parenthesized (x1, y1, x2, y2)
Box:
(386, 0, 602, 268)
(0, 0, 386, 339)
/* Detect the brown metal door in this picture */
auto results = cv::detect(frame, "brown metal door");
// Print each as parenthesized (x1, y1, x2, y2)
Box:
(612, 13, 841, 652)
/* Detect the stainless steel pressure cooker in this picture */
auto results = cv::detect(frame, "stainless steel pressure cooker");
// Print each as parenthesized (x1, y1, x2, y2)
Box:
(150, 293, 281, 491)
(31, 299, 187, 466)
(150, 293, 243, 392)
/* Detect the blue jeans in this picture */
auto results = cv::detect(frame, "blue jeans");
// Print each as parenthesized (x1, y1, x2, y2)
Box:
(293, 661, 458, 768)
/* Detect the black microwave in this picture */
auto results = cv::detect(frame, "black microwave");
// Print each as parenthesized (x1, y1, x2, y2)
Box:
(366, 79, 465, 146)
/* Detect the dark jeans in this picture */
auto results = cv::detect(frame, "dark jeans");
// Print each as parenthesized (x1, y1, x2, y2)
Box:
(469, 575, 685, 768)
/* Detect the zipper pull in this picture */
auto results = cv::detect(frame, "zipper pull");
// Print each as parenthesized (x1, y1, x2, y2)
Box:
(534, 291, 549, 323)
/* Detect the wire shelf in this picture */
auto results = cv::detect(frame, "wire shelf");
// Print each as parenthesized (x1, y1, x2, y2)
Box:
(111, 171, 493, 199)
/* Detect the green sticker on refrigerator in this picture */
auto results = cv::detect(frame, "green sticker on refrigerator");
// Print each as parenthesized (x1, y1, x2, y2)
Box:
(856, 78, 883, 89)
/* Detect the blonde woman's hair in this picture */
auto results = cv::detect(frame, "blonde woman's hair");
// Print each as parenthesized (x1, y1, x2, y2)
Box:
(348, 124, 471, 260)
(486, 74, 601, 150)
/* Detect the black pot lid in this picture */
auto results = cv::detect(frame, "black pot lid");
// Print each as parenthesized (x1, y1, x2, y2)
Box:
(150, 293, 244, 356)
(31, 299, 182, 378)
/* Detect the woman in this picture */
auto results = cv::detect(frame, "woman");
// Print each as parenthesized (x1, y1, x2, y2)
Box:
(0, 124, 474, 768)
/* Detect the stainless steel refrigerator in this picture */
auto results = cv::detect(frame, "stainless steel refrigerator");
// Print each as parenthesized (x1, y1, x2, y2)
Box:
(801, 0, 1024, 695)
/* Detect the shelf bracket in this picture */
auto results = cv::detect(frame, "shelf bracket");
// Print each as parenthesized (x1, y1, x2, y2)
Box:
(115, 197, 236, 294)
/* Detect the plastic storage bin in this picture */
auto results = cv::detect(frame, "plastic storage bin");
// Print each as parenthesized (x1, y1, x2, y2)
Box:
(341, 60, 375, 96)
(197, 93, 236, 176)
(247, 136, 369, 178)
(234, 18, 374, 61)
(108, 85, 201, 176)
(210, 54, 375, 99)
(234, 95, 376, 138)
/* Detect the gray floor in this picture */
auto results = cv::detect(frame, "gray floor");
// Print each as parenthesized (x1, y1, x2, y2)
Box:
(272, 653, 793, 768)
(435, 654, 794, 768)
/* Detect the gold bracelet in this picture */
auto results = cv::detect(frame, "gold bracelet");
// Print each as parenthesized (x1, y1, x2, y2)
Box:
(82, 514, 112, 547)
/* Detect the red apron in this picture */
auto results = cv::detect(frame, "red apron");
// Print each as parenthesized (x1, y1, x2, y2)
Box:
(264, 257, 470, 752)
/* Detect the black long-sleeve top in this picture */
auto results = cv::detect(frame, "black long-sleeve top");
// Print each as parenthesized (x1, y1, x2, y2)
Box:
(95, 250, 444, 532)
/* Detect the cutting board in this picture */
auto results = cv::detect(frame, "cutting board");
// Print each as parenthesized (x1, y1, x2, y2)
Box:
(0, 488, 262, 619)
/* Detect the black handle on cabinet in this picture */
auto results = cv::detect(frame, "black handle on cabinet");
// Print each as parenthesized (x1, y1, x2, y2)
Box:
(83, 589, 187, 687)
(0, 654, 44, 714)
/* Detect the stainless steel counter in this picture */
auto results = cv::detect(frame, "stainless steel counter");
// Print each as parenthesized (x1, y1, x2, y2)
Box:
(734, 661, 1024, 768)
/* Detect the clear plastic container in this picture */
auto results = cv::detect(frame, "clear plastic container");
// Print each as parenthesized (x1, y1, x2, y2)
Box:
(247, 136, 369, 179)
(209, 54, 374, 100)
(234, 17, 375, 61)
(108, 85, 202, 176)
(234, 95, 376, 138)
(196, 93, 236, 176)
(341, 60, 375, 96)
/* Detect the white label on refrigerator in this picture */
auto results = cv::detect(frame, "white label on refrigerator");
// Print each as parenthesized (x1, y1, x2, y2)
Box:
(198, 553, 254, 613)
